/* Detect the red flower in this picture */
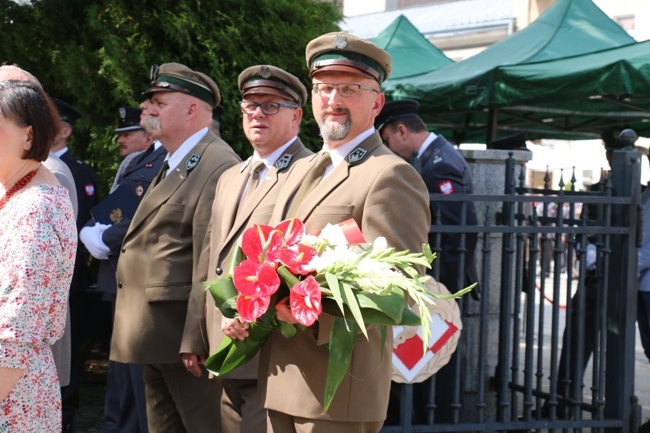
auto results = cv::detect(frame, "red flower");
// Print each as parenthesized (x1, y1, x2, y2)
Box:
(278, 243, 318, 275)
(290, 276, 323, 326)
(275, 218, 305, 247)
(241, 225, 283, 265)
(233, 259, 280, 298)
(237, 294, 272, 323)
(233, 259, 281, 322)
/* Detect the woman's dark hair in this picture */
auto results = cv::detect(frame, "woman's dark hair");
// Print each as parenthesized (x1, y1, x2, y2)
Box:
(0, 80, 60, 162)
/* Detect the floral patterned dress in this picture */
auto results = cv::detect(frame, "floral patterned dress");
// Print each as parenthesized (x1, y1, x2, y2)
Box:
(0, 185, 76, 432)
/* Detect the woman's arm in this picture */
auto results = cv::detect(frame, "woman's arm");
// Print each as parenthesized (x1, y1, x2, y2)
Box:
(0, 367, 24, 401)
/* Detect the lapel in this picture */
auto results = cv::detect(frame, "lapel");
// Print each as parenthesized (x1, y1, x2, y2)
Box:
(420, 135, 449, 169)
(126, 133, 216, 237)
(223, 138, 305, 250)
(217, 159, 251, 245)
(292, 134, 383, 221)
(59, 151, 76, 167)
(122, 144, 167, 177)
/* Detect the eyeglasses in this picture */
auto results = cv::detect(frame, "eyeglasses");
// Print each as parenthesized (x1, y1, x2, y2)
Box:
(312, 83, 379, 98)
(238, 101, 299, 115)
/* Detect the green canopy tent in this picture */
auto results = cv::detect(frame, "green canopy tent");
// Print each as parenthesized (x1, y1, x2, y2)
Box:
(489, 40, 650, 139)
(372, 15, 453, 80)
(383, 0, 636, 143)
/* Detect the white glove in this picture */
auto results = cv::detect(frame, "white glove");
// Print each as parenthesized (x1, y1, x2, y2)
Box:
(79, 223, 112, 260)
(586, 243, 597, 271)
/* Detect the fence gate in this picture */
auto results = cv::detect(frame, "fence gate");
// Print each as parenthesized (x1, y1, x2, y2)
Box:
(382, 149, 642, 433)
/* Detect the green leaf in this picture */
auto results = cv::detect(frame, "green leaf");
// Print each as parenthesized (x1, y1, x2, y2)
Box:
(204, 321, 273, 376)
(320, 289, 410, 325)
(340, 282, 367, 339)
(325, 272, 347, 318)
(279, 321, 297, 339)
(398, 306, 422, 326)
(227, 244, 244, 277)
(206, 277, 238, 318)
(323, 318, 358, 412)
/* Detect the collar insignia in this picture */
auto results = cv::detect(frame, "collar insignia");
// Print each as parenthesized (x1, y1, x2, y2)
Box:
(333, 34, 348, 49)
(259, 65, 271, 79)
(274, 154, 294, 171)
(186, 154, 200, 171)
(347, 148, 368, 165)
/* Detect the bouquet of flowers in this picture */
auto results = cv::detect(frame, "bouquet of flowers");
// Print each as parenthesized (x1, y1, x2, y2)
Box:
(204, 217, 472, 411)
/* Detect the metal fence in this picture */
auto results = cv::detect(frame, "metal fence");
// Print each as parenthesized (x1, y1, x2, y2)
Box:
(382, 149, 643, 433)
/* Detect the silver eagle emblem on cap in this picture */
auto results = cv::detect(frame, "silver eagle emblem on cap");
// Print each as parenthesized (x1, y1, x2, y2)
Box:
(119, 107, 126, 120)
(260, 65, 272, 79)
(333, 34, 348, 49)
(274, 154, 294, 171)
(347, 148, 368, 165)
(186, 154, 200, 171)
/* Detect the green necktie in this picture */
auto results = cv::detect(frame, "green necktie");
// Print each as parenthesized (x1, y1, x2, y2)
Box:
(152, 160, 170, 188)
(286, 152, 331, 217)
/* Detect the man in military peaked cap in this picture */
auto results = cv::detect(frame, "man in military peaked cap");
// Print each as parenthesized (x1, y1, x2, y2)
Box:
(180, 64, 311, 433)
(110, 62, 240, 433)
(50, 96, 101, 432)
(376, 99, 479, 425)
(221, 33, 433, 432)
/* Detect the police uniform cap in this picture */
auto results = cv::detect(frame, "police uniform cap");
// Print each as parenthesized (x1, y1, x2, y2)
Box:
(238, 65, 307, 107)
(374, 99, 419, 132)
(305, 32, 392, 83)
(143, 62, 221, 108)
(115, 106, 143, 133)
(601, 129, 623, 151)
(52, 97, 81, 126)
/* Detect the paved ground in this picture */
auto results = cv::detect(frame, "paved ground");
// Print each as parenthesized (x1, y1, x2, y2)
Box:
(72, 345, 106, 433)
(533, 272, 650, 428)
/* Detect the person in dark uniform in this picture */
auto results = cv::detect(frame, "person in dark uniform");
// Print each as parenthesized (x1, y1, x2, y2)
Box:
(80, 106, 166, 433)
(51, 97, 101, 432)
(549, 129, 635, 419)
(375, 99, 479, 425)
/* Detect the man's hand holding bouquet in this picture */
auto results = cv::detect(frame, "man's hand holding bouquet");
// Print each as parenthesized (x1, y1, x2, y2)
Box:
(205, 217, 473, 411)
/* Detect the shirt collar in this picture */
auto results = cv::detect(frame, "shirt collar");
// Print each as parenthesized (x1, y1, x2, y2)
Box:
(325, 127, 375, 170)
(165, 127, 208, 172)
(250, 136, 298, 180)
(417, 132, 438, 158)
(54, 147, 69, 158)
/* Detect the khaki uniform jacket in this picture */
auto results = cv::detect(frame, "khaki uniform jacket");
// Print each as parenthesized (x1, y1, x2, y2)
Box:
(110, 131, 240, 364)
(259, 132, 431, 422)
(180, 138, 312, 379)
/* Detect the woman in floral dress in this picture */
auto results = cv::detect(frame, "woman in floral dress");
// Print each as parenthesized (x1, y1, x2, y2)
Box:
(0, 80, 77, 432)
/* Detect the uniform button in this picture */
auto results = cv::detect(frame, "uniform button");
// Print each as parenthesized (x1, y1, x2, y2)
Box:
(121, 247, 126, 253)
(216, 267, 223, 275)
(118, 282, 123, 289)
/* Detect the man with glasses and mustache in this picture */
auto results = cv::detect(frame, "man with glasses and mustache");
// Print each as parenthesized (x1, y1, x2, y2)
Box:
(180, 64, 311, 433)
(222, 33, 432, 433)
(110, 63, 240, 433)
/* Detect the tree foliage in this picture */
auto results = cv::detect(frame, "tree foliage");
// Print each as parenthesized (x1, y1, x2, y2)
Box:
(1, 0, 342, 195)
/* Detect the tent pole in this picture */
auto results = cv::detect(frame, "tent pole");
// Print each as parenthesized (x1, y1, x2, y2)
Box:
(487, 108, 498, 144)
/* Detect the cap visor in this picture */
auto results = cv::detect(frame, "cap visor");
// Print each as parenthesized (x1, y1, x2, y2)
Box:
(310, 64, 377, 81)
(115, 125, 143, 133)
(242, 87, 296, 103)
